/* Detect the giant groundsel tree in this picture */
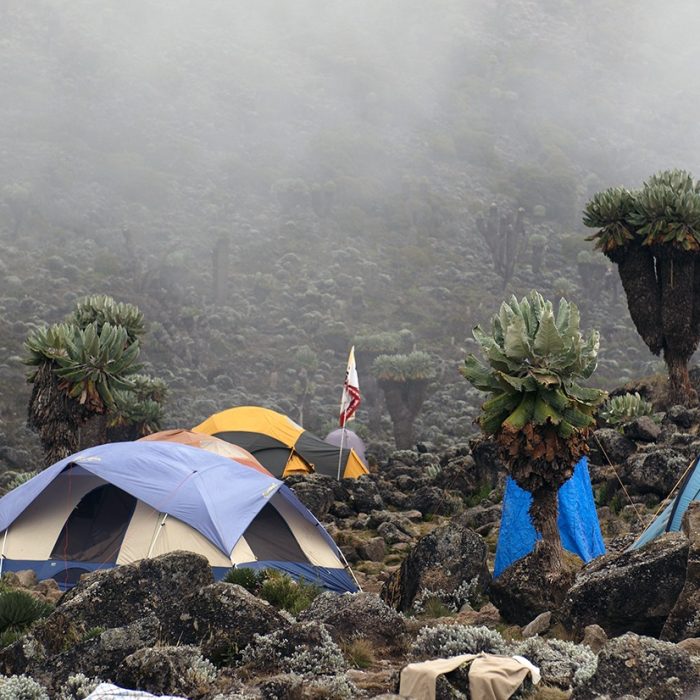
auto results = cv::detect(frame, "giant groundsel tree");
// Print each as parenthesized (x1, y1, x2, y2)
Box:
(462, 291, 606, 574)
(23, 295, 165, 464)
(584, 169, 700, 406)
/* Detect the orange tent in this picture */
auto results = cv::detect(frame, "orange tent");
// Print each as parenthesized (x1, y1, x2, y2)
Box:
(139, 429, 272, 476)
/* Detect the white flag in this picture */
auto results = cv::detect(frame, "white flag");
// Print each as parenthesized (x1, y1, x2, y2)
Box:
(340, 346, 361, 426)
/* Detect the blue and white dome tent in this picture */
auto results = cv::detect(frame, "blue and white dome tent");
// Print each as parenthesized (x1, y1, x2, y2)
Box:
(0, 441, 358, 592)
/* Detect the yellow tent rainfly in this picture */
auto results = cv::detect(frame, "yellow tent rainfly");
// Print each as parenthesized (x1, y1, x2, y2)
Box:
(193, 406, 368, 479)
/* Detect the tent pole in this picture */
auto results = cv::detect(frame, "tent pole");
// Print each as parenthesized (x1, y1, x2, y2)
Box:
(147, 514, 168, 558)
(0, 529, 7, 578)
(337, 544, 362, 592)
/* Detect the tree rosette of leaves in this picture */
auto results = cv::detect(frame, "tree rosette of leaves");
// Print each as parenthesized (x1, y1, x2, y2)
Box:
(462, 291, 606, 573)
(24, 322, 140, 414)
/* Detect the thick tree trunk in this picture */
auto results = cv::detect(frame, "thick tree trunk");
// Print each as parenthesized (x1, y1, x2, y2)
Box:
(78, 413, 108, 450)
(529, 486, 564, 575)
(379, 379, 429, 450)
(610, 245, 663, 354)
(659, 250, 696, 357)
(665, 348, 698, 407)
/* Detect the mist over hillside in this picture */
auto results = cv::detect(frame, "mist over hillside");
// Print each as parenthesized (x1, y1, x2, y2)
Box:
(2, 0, 700, 466)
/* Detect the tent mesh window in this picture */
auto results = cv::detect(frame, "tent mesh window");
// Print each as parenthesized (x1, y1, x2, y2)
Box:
(50, 484, 137, 563)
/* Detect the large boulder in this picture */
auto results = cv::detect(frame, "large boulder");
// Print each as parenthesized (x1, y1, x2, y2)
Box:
(166, 582, 291, 662)
(622, 448, 689, 497)
(299, 592, 407, 650)
(488, 550, 580, 626)
(560, 533, 689, 638)
(410, 485, 463, 516)
(380, 523, 490, 612)
(662, 502, 700, 641)
(468, 436, 506, 488)
(346, 475, 385, 513)
(571, 633, 700, 700)
(57, 551, 214, 630)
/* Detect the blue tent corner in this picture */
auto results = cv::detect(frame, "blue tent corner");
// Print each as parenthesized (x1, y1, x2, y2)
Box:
(493, 456, 606, 578)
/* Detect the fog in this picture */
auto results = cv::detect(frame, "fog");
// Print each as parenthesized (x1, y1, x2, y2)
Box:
(3, 0, 700, 449)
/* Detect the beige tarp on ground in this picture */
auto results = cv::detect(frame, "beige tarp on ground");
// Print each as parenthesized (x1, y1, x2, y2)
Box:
(399, 652, 540, 700)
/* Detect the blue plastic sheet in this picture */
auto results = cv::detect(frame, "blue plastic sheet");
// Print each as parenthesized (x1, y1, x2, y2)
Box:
(493, 457, 606, 578)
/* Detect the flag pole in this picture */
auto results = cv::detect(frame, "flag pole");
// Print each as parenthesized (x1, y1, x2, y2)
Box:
(337, 402, 347, 480)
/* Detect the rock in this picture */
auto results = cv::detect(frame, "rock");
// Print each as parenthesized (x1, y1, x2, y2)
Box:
(623, 415, 661, 442)
(168, 582, 291, 662)
(433, 454, 481, 495)
(356, 537, 386, 562)
(662, 502, 700, 641)
(13, 570, 38, 588)
(489, 550, 579, 626)
(677, 637, 700, 655)
(116, 645, 216, 698)
(522, 611, 552, 638)
(410, 486, 463, 516)
(329, 500, 354, 519)
(367, 510, 417, 536)
(347, 476, 385, 513)
(665, 405, 696, 429)
(581, 624, 608, 653)
(588, 428, 636, 465)
(299, 591, 407, 649)
(34, 579, 62, 605)
(286, 475, 335, 520)
(623, 448, 689, 497)
(560, 533, 689, 638)
(457, 503, 502, 531)
(377, 521, 412, 545)
(33, 615, 160, 689)
(381, 523, 490, 612)
(571, 633, 699, 700)
(57, 551, 213, 630)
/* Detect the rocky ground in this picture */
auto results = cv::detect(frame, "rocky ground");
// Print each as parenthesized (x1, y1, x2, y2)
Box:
(1, 406, 700, 699)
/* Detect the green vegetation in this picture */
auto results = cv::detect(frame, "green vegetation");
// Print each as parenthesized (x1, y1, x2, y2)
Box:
(598, 392, 654, 426)
(224, 568, 321, 615)
(0, 590, 53, 638)
(462, 291, 606, 573)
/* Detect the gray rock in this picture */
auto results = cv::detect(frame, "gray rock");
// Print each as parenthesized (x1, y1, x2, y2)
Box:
(522, 611, 552, 638)
(410, 486, 462, 516)
(623, 416, 661, 442)
(468, 437, 505, 488)
(357, 537, 386, 562)
(665, 405, 696, 429)
(572, 633, 699, 700)
(381, 523, 490, 612)
(560, 532, 689, 638)
(347, 476, 385, 513)
(299, 591, 407, 649)
(377, 521, 412, 545)
(116, 645, 216, 698)
(623, 448, 690, 497)
(169, 582, 291, 662)
(58, 551, 213, 630)
(662, 502, 700, 641)
(588, 428, 636, 465)
(287, 475, 335, 520)
(458, 503, 502, 531)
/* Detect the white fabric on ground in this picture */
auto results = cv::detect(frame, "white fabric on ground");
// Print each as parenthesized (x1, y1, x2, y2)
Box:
(85, 683, 188, 699)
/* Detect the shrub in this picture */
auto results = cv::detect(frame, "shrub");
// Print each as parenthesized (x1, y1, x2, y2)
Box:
(0, 590, 53, 634)
(410, 624, 507, 661)
(223, 567, 263, 594)
(598, 392, 654, 426)
(0, 674, 49, 700)
(56, 674, 102, 700)
(513, 637, 597, 688)
(411, 577, 482, 617)
(258, 571, 321, 615)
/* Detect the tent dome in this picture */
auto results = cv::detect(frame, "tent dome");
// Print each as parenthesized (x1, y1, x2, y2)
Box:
(0, 442, 356, 592)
